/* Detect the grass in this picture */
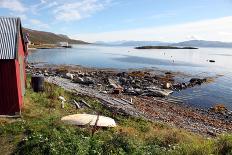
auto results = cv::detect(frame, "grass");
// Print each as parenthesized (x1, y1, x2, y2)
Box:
(0, 75, 232, 155)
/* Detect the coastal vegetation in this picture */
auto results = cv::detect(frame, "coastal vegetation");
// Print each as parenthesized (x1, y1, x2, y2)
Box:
(0, 75, 232, 155)
(135, 46, 198, 49)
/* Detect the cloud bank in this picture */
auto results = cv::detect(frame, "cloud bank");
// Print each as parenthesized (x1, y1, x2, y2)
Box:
(72, 16, 232, 42)
(0, 0, 26, 12)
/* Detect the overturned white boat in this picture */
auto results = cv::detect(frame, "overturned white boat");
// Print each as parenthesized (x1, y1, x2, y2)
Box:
(61, 114, 117, 127)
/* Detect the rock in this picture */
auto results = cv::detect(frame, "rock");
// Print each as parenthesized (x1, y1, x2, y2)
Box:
(44, 72, 49, 76)
(73, 77, 84, 83)
(113, 88, 123, 94)
(207, 130, 217, 136)
(100, 91, 108, 94)
(73, 76, 94, 85)
(27, 65, 33, 69)
(108, 78, 118, 89)
(209, 60, 216, 63)
(97, 84, 102, 87)
(165, 72, 172, 75)
(189, 78, 207, 85)
(66, 73, 74, 80)
(117, 72, 127, 77)
(83, 77, 94, 85)
(108, 78, 123, 92)
(78, 73, 85, 77)
(163, 82, 172, 89)
(210, 104, 228, 114)
(119, 77, 127, 85)
(144, 87, 173, 97)
(125, 88, 139, 95)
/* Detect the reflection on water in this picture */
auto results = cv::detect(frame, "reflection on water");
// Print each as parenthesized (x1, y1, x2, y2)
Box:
(113, 55, 201, 67)
(28, 45, 232, 110)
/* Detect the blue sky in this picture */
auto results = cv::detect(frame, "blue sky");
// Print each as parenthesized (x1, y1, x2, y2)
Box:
(1, 0, 232, 42)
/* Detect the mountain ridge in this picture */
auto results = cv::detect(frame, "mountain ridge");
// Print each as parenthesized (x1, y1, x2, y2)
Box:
(22, 28, 89, 45)
(172, 40, 232, 48)
(96, 40, 232, 48)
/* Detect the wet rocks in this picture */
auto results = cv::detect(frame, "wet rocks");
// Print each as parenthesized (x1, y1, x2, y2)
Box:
(163, 82, 172, 89)
(189, 78, 207, 85)
(143, 87, 173, 97)
(73, 76, 94, 85)
(208, 60, 216, 63)
(210, 104, 228, 114)
(73, 77, 84, 83)
(26, 65, 214, 99)
(65, 73, 74, 80)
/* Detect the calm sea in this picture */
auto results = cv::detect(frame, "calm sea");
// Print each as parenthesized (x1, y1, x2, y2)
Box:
(28, 44, 232, 110)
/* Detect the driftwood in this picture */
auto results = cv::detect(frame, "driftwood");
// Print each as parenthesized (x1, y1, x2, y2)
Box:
(121, 98, 133, 105)
(73, 100, 81, 109)
(80, 99, 92, 108)
(112, 98, 128, 105)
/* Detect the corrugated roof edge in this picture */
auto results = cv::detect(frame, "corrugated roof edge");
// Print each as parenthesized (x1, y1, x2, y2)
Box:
(0, 16, 27, 60)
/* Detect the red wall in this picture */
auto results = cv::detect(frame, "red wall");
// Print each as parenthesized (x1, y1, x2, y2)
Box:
(0, 60, 20, 115)
(16, 32, 26, 108)
(0, 32, 25, 115)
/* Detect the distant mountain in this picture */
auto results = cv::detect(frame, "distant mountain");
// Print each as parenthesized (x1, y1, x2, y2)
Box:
(23, 28, 89, 44)
(172, 40, 232, 48)
(95, 41, 170, 46)
(96, 40, 232, 48)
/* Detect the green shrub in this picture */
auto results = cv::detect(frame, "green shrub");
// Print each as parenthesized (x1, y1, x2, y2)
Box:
(214, 134, 232, 155)
(14, 128, 90, 155)
(170, 141, 213, 155)
(102, 133, 138, 155)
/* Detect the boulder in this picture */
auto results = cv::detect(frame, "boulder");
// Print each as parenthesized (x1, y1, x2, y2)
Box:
(84, 77, 94, 85)
(189, 78, 207, 85)
(66, 73, 74, 80)
(210, 104, 228, 114)
(209, 60, 216, 63)
(73, 77, 84, 83)
(144, 87, 173, 97)
(163, 82, 172, 89)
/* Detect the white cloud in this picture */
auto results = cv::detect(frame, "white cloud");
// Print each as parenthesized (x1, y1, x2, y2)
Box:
(72, 16, 232, 42)
(30, 19, 50, 29)
(40, 0, 47, 4)
(54, 0, 111, 21)
(124, 12, 176, 24)
(0, 0, 26, 12)
(30, 0, 58, 15)
(9, 12, 27, 21)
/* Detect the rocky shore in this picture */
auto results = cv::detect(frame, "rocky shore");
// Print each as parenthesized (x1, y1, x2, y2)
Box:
(27, 64, 232, 136)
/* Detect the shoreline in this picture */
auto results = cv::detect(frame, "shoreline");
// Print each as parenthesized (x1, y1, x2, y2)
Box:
(27, 63, 232, 136)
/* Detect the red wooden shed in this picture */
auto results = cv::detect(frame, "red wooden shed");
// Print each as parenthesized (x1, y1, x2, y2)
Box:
(0, 17, 27, 115)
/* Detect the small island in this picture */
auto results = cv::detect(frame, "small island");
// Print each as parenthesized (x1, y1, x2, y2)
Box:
(135, 46, 198, 49)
